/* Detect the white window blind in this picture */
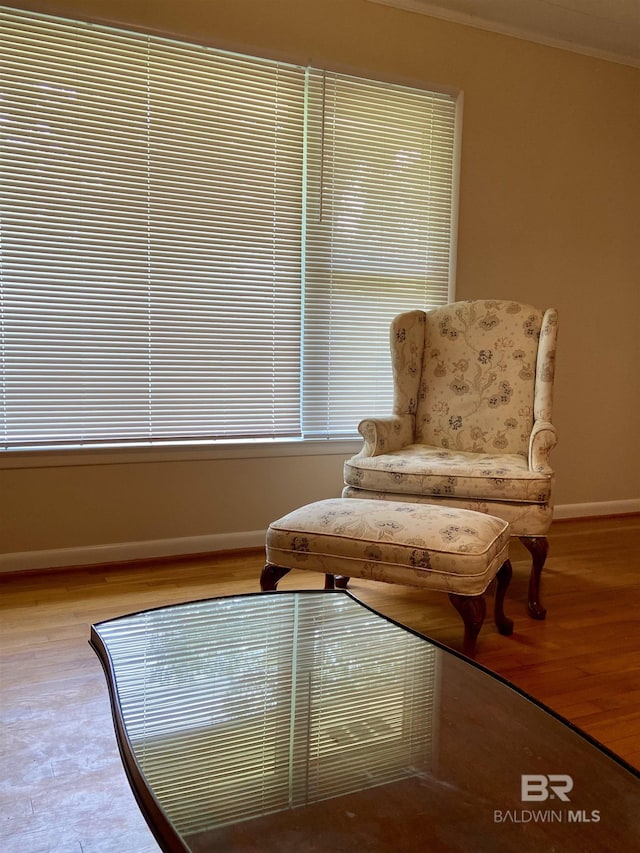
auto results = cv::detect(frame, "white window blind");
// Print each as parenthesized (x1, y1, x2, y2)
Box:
(0, 7, 458, 451)
(303, 70, 457, 436)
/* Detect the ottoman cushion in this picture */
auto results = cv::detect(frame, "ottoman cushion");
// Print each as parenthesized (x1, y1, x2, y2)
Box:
(266, 498, 510, 596)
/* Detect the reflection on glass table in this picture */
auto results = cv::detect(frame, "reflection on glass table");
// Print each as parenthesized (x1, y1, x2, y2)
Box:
(91, 591, 639, 852)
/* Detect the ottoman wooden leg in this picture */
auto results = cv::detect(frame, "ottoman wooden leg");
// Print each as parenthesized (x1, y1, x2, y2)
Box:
(324, 574, 350, 589)
(260, 564, 291, 591)
(448, 593, 486, 658)
(494, 559, 514, 636)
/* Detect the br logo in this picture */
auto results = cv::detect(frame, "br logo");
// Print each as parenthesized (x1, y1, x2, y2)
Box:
(521, 774, 573, 802)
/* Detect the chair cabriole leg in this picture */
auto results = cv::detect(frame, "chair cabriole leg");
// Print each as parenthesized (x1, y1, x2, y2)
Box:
(494, 559, 514, 636)
(520, 536, 548, 620)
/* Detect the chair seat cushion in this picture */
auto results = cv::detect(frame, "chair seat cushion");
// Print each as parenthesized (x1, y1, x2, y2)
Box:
(266, 497, 510, 596)
(344, 444, 552, 503)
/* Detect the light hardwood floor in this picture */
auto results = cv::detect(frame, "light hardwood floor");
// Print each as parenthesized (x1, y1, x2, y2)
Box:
(1, 515, 639, 852)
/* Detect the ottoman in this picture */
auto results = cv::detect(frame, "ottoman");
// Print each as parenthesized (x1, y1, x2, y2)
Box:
(260, 498, 514, 657)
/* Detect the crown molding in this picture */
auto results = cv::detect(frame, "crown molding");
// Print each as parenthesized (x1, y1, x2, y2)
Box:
(367, 0, 640, 69)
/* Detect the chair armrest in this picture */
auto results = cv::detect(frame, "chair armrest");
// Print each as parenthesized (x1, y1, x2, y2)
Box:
(529, 420, 558, 474)
(354, 414, 414, 458)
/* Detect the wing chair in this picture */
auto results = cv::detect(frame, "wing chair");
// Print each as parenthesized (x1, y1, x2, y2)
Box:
(343, 300, 558, 618)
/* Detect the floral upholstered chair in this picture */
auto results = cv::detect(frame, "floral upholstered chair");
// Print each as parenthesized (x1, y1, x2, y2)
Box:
(343, 300, 558, 618)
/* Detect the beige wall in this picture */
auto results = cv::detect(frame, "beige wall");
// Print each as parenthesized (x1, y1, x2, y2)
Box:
(1, 0, 639, 564)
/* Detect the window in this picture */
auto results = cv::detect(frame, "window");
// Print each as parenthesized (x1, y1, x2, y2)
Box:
(0, 6, 459, 451)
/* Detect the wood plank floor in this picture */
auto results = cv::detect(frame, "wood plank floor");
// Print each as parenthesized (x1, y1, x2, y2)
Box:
(1, 514, 639, 852)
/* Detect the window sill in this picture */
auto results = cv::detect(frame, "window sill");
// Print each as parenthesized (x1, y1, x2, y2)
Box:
(0, 438, 363, 470)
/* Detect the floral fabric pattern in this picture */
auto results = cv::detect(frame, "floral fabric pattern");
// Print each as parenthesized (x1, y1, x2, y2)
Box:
(267, 498, 510, 596)
(417, 300, 543, 455)
(342, 488, 553, 536)
(534, 308, 558, 423)
(344, 443, 552, 503)
(390, 310, 425, 416)
(344, 300, 558, 537)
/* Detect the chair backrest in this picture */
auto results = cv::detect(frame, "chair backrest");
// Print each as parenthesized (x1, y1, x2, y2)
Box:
(391, 300, 556, 456)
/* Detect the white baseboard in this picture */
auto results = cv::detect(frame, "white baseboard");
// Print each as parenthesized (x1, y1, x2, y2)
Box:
(2, 498, 639, 573)
(0, 530, 267, 574)
(553, 498, 640, 520)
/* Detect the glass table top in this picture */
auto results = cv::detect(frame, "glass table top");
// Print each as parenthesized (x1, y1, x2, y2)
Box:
(91, 590, 639, 852)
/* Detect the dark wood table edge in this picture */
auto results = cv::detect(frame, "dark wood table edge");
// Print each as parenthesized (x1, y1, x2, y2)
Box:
(90, 625, 188, 853)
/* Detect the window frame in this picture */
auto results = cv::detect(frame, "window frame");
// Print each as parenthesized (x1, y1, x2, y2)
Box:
(0, 5, 463, 463)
